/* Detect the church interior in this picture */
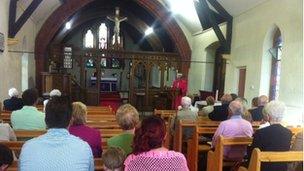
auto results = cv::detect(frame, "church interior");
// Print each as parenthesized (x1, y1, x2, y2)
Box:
(0, 0, 303, 170)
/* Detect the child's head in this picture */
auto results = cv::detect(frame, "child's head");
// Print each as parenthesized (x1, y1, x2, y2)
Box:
(102, 147, 125, 171)
(0, 144, 13, 171)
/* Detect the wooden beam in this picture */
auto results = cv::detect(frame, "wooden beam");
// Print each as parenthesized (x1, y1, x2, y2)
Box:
(195, 0, 232, 53)
(207, 0, 232, 20)
(9, 0, 43, 38)
(200, 0, 227, 48)
(8, 0, 17, 38)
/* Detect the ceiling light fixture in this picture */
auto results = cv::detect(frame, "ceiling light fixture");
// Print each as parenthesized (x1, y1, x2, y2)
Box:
(65, 22, 71, 30)
(145, 27, 154, 36)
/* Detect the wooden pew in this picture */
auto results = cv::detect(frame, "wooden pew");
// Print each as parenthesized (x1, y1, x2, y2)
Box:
(87, 121, 120, 129)
(187, 126, 218, 171)
(154, 109, 176, 120)
(173, 119, 222, 152)
(0, 110, 11, 123)
(238, 148, 303, 171)
(15, 130, 46, 140)
(86, 114, 117, 122)
(206, 135, 253, 171)
(0, 141, 24, 157)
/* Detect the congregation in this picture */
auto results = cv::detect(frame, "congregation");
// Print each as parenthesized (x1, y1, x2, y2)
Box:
(0, 87, 302, 171)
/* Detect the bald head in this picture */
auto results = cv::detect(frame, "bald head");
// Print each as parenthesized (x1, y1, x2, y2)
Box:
(258, 95, 268, 106)
(229, 100, 244, 116)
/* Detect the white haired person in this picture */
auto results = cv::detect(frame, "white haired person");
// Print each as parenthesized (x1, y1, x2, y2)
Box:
(3, 88, 23, 111)
(247, 100, 292, 171)
(43, 89, 61, 111)
(171, 96, 198, 140)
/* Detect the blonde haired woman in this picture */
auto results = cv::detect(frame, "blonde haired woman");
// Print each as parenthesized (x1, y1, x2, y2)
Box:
(68, 102, 102, 157)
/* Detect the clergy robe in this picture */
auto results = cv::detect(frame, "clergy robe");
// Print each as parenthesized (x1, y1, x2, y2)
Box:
(172, 78, 188, 109)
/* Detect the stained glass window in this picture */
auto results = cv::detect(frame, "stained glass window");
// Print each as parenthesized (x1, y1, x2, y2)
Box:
(99, 23, 108, 49)
(84, 30, 94, 48)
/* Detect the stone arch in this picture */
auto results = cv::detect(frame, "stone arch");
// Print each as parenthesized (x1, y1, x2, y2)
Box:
(34, 0, 191, 90)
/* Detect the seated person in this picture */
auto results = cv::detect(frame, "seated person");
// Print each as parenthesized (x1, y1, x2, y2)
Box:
(11, 88, 46, 130)
(258, 108, 270, 129)
(247, 100, 292, 171)
(0, 122, 17, 141)
(124, 116, 189, 171)
(107, 104, 139, 155)
(201, 96, 215, 116)
(249, 97, 259, 110)
(249, 95, 268, 121)
(19, 96, 94, 171)
(0, 144, 14, 171)
(3, 88, 23, 111)
(235, 97, 252, 122)
(69, 102, 102, 158)
(212, 100, 253, 161)
(230, 93, 238, 101)
(102, 147, 125, 171)
(43, 89, 61, 112)
(172, 96, 198, 140)
(209, 94, 232, 121)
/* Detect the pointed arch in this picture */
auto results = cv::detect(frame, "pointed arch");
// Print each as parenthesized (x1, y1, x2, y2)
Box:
(98, 23, 108, 49)
(84, 29, 94, 48)
(261, 24, 283, 100)
(35, 0, 191, 91)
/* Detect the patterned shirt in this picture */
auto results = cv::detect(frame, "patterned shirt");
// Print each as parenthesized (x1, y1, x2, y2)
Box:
(11, 106, 46, 130)
(212, 115, 253, 160)
(20, 128, 94, 171)
(124, 150, 189, 171)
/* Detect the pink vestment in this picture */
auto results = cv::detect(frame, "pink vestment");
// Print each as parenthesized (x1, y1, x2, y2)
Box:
(172, 78, 188, 109)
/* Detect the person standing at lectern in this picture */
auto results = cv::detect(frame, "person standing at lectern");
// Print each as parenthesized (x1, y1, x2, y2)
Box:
(172, 73, 188, 110)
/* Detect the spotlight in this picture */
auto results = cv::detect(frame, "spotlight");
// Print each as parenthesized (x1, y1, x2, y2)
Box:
(65, 22, 71, 30)
(145, 27, 154, 36)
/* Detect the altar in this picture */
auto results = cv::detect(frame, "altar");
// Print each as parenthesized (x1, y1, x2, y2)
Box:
(91, 77, 118, 92)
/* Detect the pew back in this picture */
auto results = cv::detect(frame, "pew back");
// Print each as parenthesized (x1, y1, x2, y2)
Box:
(238, 148, 303, 171)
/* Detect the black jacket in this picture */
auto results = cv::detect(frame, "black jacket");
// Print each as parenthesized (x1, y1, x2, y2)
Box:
(208, 103, 229, 121)
(247, 124, 292, 171)
(3, 97, 23, 111)
(249, 106, 264, 121)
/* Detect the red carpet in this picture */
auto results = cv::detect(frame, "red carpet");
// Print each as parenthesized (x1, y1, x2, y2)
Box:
(100, 92, 122, 112)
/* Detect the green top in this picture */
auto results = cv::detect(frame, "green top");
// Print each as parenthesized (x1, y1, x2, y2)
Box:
(107, 133, 134, 155)
(11, 106, 46, 130)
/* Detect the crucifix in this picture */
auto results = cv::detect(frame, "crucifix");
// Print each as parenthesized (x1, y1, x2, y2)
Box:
(107, 7, 127, 45)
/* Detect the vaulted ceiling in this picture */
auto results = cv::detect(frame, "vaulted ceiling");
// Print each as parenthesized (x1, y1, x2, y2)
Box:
(15, 0, 269, 52)
(18, 0, 269, 34)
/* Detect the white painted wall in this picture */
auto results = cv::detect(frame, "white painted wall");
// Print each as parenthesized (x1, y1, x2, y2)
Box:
(225, 0, 303, 124)
(187, 25, 226, 95)
(0, 0, 37, 102)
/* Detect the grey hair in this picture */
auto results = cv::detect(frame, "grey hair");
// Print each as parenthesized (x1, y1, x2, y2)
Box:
(229, 100, 244, 115)
(263, 100, 285, 122)
(181, 96, 192, 108)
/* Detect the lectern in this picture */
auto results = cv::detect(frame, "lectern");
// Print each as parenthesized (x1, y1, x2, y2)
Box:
(41, 72, 71, 95)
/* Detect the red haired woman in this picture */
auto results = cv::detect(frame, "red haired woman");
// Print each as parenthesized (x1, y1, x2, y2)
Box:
(124, 115, 189, 171)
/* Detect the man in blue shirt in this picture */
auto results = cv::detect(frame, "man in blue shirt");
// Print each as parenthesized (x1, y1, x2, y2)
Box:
(19, 96, 94, 171)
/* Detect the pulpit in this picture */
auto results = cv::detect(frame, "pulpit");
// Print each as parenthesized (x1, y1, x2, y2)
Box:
(41, 72, 71, 95)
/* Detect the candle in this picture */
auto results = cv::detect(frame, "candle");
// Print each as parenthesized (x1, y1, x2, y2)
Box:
(215, 90, 219, 102)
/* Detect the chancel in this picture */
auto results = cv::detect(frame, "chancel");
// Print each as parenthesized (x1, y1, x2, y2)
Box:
(0, 0, 303, 171)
